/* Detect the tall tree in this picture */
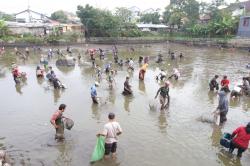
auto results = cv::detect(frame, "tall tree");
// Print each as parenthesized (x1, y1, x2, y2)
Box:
(76, 4, 119, 37)
(140, 12, 160, 24)
(0, 12, 14, 21)
(0, 20, 8, 37)
(115, 7, 132, 23)
(51, 10, 68, 23)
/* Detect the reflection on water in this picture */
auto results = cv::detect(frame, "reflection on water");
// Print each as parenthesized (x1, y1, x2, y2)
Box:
(210, 125, 222, 147)
(158, 111, 168, 133)
(217, 149, 242, 166)
(123, 96, 133, 112)
(1, 44, 250, 166)
(138, 80, 146, 93)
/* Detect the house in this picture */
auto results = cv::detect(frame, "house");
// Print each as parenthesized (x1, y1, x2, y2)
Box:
(199, 14, 211, 24)
(6, 21, 49, 36)
(136, 23, 168, 32)
(6, 8, 84, 35)
(14, 8, 50, 23)
(237, 16, 250, 37)
(227, 0, 250, 16)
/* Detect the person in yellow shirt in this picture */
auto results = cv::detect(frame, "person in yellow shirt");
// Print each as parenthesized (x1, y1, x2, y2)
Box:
(139, 63, 148, 80)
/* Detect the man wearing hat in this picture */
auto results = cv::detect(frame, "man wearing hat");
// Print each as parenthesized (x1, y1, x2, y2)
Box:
(91, 82, 99, 104)
(155, 81, 170, 110)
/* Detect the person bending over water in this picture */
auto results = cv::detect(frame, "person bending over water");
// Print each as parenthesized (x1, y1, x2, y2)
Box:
(97, 113, 122, 159)
(156, 69, 167, 81)
(36, 66, 44, 78)
(242, 77, 250, 96)
(123, 76, 132, 95)
(168, 68, 180, 80)
(50, 104, 68, 140)
(155, 81, 170, 110)
(229, 122, 250, 158)
(221, 75, 230, 92)
(209, 75, 219, 91)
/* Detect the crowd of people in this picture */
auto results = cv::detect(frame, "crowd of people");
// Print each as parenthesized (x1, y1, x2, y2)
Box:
(208, 73, 250, 157)
(1, 45, 250, 163)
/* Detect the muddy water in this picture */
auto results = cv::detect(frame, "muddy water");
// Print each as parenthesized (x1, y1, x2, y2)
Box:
(0, 43, 250, 166)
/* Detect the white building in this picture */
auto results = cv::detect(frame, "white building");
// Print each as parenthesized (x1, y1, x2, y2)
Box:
(14, 8, 50, 23)
(136, 23, 168, 32)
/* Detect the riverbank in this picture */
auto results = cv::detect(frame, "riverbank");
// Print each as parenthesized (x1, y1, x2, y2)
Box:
(87, 37, 250, 49)
(1, 36, 250, 49)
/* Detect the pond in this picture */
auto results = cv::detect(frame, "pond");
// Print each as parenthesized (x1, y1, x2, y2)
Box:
(0, 43, 250, 166)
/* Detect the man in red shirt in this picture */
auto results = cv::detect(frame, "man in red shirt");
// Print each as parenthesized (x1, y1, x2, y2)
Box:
(221, 75, 230, 92)
(229, 122, 250, 157)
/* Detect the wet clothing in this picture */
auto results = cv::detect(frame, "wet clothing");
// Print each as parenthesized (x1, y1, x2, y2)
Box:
(91, 85, 98, 104)
(156, 86, 170, 107)
(156, 71, 167, 81)
(102, 121, 122, 155)
(229, 126, 250, 157)
(91, 85, 97, 97)
(105, 142, 117, 155)
(209, 77, 219, 91)
(139, 56, 143, 63)
(158, 87, 169, 98)
(128, 60, 134, 71)
(156, 54, 163, 63)
(231, 126, 250, 149)
(12, 68, 20, 84)
(105, 64, 111, 73)
(51, 110, 64, 139)
(36, 69, 44, 77)
(242, 80, 250, 95)
(139, 64, 148, 80)
(53, 78, 61, 89)
(217, 91, 228, 123)
(123, 80, 132, 95)
(169, 69, 180, 80)
(221, 79, 230, 92)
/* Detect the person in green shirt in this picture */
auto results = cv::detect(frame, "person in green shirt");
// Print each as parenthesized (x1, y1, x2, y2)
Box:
(155, 81, 170, 110)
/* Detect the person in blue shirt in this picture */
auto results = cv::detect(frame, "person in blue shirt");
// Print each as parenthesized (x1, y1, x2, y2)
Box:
(91, 82, 99, 104)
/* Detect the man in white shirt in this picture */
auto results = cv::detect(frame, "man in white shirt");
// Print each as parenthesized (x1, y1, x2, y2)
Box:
(128, 58, 134, 71)
(97, 113, 122, 159)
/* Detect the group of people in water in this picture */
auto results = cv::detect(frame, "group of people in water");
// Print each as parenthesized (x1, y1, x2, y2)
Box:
(208, 74, 250, 157)
(2, 44, 250, 163)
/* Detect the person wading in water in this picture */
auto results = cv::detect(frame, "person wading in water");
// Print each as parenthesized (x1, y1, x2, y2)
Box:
(155, 81, 170, 110)
(50, 104, 68, 140)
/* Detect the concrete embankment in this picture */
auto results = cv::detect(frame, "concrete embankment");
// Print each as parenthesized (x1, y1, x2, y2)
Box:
(1, 37, 250, 49)
(86, 37, 250, 49)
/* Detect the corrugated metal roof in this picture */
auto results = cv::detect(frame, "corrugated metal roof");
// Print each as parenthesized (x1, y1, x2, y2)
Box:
(136, 24, 168, 28)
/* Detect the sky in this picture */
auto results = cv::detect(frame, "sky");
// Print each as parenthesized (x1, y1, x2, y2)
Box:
(0, 0, 242, 15)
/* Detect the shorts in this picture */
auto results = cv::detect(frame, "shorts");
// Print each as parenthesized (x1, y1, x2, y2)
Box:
(105, 142, 117, 155)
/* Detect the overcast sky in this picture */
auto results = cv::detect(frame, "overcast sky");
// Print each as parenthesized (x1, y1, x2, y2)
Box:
(1, 0, 240, 15)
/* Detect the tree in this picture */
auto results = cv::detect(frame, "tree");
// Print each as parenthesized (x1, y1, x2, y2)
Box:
(51, 10, 68, 23)
(115, 7, 132, 23)
(76, 4, 120, 37)
(140, 12, 160, 24)
(0, 20, 9, 37)
(0, 12, 14, 21)
(182, 0, 199, 24)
